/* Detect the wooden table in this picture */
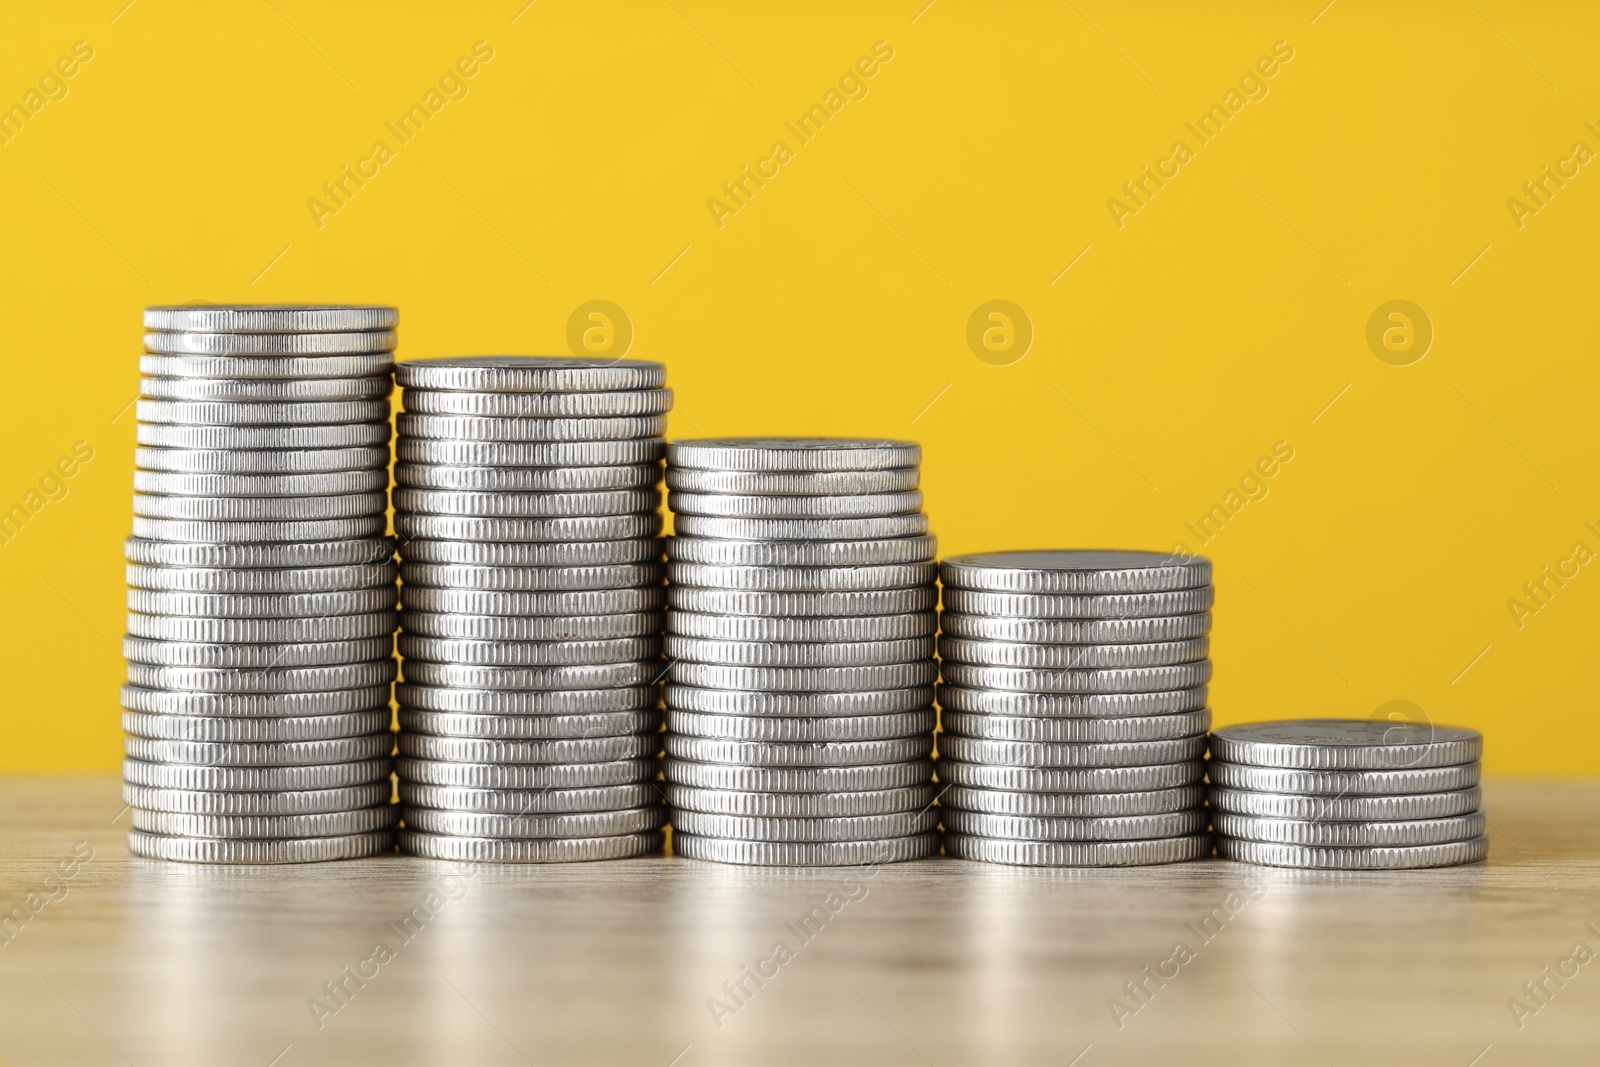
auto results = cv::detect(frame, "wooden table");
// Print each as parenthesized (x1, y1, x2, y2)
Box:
(2, 776, 1597, 1066)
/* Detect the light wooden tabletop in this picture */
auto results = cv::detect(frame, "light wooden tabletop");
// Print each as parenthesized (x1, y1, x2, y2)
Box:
(1, 776, 1596, 1066)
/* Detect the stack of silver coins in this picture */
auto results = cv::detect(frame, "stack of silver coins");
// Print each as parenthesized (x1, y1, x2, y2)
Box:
(123, 304, 400, 863)
(392, 356, 670, 862)
(663, 437, 941, 866)
(936, 550, 1213, 866)
(1209, 720, 1487, 869)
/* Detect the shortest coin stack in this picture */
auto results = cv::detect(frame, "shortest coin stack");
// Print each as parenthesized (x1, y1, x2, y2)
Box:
(1208, 719, 1487, 869)
(936, 550, 1215, 867)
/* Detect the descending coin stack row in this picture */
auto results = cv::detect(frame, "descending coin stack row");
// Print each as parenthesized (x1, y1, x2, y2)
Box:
(935, 550, 1214, 866)
(1209, 720, 1488, 869)
(123, 305, 401, 863)
(663, 438, 941, 866)
(391, 357, 671, 862)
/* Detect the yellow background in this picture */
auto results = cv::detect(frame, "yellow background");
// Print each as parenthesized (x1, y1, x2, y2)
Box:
(1, 1, 1594, 773)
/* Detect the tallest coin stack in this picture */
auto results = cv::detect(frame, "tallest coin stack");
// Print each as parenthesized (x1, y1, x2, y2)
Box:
(122, 305, 400, 864)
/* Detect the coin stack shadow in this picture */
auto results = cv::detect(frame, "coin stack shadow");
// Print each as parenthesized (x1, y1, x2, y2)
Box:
(935, 551, 1215, 866)
(122, 305, 400, 863)
(392, 356, 670, 862)
(662, 438, 942, 866)
(1209, 719, 1488, 869)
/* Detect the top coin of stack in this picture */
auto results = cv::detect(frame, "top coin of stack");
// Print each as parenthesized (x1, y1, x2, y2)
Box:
(124, 305, 400, 864)
(663, 438, 941, 866)
(391, 357, 670, 863)
(935, 550, 1214, 867)
(1209, 719, 1487, 869)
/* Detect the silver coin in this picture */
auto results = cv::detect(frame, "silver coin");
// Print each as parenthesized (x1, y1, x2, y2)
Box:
(401, 806, 665, 839)
(664, 758, 933, 793)
(400, 562, 663, 592)
(672, 832, 938, 866)
(938, 637, 1208, 669)
(401, 661, 660, 691)
(668, 587, 937, 618)
(671, 661, 937, 692)
(667, 533, 936, 567)
(399, 538, 662, 567)
(122, 636, 391, 669)
(128, 588, 395, 619)
(394, 514, 661, 544)
(940, 784, 1205, 817)
(401, 587, 664, 617)
(1209, 720, 1484, 770)
(939, 612, 1212, 644)
(941, 809, 1206, 842)
(943, 832, 1211, 867)
(400, 612, 662, 642)
(143, 330, 397, 356)
(1213, 811, 1486, 848)
(1206, 762, 1482, 796)
(124, 781, 392, 815)
(141, 353, 395, 381)
(936, 759, 1206, 793)
(665, 784, 936, 818)
(122, 757, 392, 791)
(123, 709, 391, 742)
(137, 422, 388, 450)
(939, 662, 1212, 695)
(673, 514, 929, 541)
(124, 536, 392, 569)
(399, 782, 657, 814)
(939, 735, 1206, 768)
(135, 398, 390, 426)
(127, 829, 395, 863)
(403, 388, 672, 417)
(132, 468, 388, 497)
(126, 562, 395, 594)
(942, 710, 1211, 743)
(395, 463, 660, 492)
(665, 635, 934, 668)
(666, 709, 935, 742)
(397, 413, 666, 443)
(399, 829, 663, 862)
(1207, 786, 1483, 822)
(666, 684, 932, 717)
(125, 660, 396, 695)
(396, 757, 656, 789)
(125, 611, 398, 644)
(396, 437, 666, 467)
(398, 635, 659, 667)
(398, 709, 659, 739)
(668, 491, 922, 519)
(936, 685, 1208, 718)
(663, 735, 932, 767)
(395, 356, 666, 393)
(134, 444, 390, 475)
(144, 304, 398, 333)
(131, 516, 387, 544)
(668, 437, 920, 472)
(667, 561, 937, 592)
(121, 685, 390, 718)
(940, 550, 1211, 594)
(1214, 836, 1488, 870)
(396, 684, 659, 715)
(666, 468, 919, 495)
(131, 806, 398, 839)
(668, 611, 937, 643)
(139, 375, 391, 403)
(397, 734, 656, 764)
(394, 487, 658, 518)
(125, 733, 392, 767)
(674, 810, 938, 842)
(942, 588, 1215, 619)
(132, 491, 387, 521)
